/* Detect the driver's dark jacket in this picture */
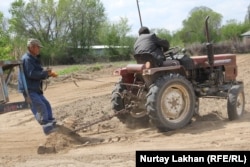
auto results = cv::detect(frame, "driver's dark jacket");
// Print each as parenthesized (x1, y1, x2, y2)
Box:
(18, 52, 49, 95)
(134, 33, 169, 66)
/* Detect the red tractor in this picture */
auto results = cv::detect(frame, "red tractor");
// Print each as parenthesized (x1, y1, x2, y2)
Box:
(111, 17, 245, 131)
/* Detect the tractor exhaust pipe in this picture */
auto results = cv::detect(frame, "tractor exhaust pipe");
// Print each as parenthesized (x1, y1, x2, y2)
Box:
(205, 16, 214, 68)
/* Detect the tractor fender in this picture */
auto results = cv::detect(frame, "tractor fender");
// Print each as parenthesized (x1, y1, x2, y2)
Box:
(142, 65, 187, 77)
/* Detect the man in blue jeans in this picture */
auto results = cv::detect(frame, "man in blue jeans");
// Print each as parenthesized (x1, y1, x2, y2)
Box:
(18, 38, 58, 135)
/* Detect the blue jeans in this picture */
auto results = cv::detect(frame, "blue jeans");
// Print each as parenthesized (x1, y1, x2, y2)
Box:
(29, 92, 54, 124)
(28, 92, 56, 134)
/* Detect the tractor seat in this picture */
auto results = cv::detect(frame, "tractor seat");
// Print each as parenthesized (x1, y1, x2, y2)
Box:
(134, 53, 180, 68)
(134, 53, 158, 67)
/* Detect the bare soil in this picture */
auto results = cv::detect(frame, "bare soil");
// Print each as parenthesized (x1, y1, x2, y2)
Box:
(0, 54, 250, 167)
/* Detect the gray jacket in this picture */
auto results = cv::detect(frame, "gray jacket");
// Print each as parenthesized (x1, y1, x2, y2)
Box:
(134, 33, 169, 66)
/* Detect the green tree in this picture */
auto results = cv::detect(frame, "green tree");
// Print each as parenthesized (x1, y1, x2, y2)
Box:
(0, 12, 12, 60)
(171, 30, 185, 47)
(98, 17, 133, 61)
(220, 19, 249, 41)
(8, 0, 106, 64)
(180, 6, 222, 44)
(67, 0, 106, 48)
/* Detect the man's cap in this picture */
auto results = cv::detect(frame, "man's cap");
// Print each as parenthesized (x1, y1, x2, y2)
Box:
(27, 38, 43, 47)
(139, 26, 150, 35)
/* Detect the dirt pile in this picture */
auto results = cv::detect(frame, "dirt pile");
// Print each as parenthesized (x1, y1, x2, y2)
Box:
(38, 94, 130, 154)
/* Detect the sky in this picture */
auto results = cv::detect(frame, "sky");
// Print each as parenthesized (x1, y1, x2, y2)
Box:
(1, 0, 249, 35)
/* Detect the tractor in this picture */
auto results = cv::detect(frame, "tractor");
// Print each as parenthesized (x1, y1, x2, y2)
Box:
(111, 16, 245, 131)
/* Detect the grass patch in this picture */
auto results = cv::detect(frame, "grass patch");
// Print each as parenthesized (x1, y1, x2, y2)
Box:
(57, 65, 86, 75)
(85, 63, 103, 72)
(56, 61, 136, 75)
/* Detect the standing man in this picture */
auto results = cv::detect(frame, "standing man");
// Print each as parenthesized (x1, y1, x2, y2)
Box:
(134, 26, 170, 67)
(18, 38, 58, 135)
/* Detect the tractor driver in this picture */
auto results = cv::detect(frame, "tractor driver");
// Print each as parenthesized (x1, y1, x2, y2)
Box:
(134, 26, 170, 67)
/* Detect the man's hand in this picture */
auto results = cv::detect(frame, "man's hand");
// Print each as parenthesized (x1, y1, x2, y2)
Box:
(48, 71, 58, 77)
(51, 72, 58, 77)
(47, 68, 58, 77)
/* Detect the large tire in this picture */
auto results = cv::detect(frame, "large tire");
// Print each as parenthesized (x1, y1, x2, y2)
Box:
(227, 84, 245, 120)
(146, 74, 195, 131)
(111, 81, 149, 128)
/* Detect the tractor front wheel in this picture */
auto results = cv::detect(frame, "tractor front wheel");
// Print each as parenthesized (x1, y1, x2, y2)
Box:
(227, 84, 245, 120)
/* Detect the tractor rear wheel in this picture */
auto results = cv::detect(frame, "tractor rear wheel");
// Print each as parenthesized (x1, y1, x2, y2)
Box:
(227, 84, 245, 120)
(146, 74, 195, 131)
(111, 81, 128, 123)
(111, 81, 149, 128)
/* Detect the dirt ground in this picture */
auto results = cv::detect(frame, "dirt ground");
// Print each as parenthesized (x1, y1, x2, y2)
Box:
(0, 54, 250, 167)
